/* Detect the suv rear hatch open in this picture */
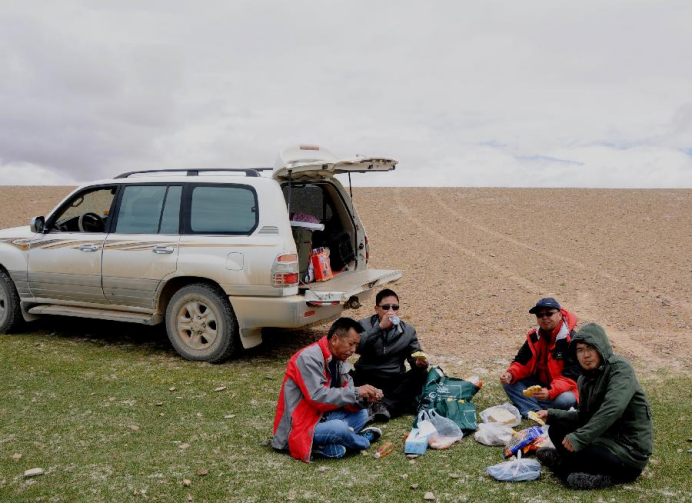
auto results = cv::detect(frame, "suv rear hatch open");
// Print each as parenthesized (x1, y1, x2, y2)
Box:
(274, 145, 401, 306)
(272, 145, 397, 181)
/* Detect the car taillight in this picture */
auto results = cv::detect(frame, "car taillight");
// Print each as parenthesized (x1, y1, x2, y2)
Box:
(272, 253, 299, 287)
(365, 236, 370, 263)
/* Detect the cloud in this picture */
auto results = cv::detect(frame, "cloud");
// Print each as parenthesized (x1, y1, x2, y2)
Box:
(0, 1, 690, 187)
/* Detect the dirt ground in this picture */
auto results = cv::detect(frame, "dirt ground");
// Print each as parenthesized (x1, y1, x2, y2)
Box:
(0, 186, 690, 377)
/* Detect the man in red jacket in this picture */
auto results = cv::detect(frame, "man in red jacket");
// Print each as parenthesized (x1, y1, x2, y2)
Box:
(499, 298, 580, 418)
(272, 317, 384, 462)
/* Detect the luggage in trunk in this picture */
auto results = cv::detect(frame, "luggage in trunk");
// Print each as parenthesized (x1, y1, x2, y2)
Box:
(292, 227, 313, 282)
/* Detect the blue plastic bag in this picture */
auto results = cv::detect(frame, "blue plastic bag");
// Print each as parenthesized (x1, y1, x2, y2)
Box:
(487, 458, 541, 482)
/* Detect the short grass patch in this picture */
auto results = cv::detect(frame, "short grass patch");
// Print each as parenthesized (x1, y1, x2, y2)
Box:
(0, 323, 691, 502)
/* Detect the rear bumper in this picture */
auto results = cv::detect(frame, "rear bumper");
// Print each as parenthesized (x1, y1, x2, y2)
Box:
(228, 266, 403, 349)
(230, 294, 344, 331)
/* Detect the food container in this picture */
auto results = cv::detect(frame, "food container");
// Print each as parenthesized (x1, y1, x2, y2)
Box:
(310, 247, 333, 282)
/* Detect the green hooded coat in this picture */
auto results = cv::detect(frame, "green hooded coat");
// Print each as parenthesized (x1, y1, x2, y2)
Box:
(548, 323, 653, 470)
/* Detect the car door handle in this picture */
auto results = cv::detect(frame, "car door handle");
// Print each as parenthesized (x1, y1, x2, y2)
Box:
(153, 246, 175, 254)
(79, 244, 100, 252)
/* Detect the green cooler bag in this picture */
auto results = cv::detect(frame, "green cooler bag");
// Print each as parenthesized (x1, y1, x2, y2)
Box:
(415, 366, 481, 433)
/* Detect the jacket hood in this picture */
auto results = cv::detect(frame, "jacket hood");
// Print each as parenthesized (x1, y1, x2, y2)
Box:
(569, 322, 614, 361)
(561, 309, 578, 331)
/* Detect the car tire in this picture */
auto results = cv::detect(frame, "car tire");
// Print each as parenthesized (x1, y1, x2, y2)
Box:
(0, 269, 24, 334)
(165, 283, 240, 363)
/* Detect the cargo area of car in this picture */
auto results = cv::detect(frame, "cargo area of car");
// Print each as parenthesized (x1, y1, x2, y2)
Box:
(281, 181, 357, 286)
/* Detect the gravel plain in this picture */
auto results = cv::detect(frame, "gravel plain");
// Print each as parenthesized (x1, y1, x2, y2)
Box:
(0, 186, 690, 376)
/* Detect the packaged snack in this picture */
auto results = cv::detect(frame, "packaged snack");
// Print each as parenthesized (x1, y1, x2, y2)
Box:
(504, 426, 544, 458)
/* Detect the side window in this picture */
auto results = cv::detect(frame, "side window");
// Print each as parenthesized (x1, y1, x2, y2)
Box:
(115, 185, 169, 234)
(51, 186, 116, 233)
(189, 186, 257, 234)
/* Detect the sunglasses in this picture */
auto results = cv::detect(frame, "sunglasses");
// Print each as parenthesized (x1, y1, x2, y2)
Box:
(379, 304, 400, 311)
(535, 311, 559, 318)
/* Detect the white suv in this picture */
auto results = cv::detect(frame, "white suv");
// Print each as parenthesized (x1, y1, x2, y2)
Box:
(0, 146, 401, 362)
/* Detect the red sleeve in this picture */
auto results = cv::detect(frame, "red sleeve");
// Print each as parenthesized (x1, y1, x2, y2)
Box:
(507, 361, 531, 383)
(547, 375, 577, 399)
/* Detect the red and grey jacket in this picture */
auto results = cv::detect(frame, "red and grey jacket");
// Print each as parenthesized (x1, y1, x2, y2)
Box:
(506, 309, 580, 401)
(271, 336, 364, 462)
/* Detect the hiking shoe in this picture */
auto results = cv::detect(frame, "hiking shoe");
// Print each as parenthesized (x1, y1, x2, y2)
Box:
(312, 444, 347, 459)
(536, 447, 561, 470)
(369, 403, 391, 423)
(566, 472, 615, 490)
(358, 427, 382, 444)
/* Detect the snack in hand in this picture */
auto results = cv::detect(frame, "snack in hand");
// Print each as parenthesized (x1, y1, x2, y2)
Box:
(411, 351, 428, 361)
(522, 385, 542, 397)
(527, 411, 545, 426)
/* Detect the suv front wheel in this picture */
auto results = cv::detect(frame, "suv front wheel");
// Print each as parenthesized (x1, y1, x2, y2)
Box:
(165, 283, 240, 363)
(0, 269, 23, 333)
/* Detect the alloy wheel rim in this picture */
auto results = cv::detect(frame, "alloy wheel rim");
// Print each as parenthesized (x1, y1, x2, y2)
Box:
(176, 300, 218, 350)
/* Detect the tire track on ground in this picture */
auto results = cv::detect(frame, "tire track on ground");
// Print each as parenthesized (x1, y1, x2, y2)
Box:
(432, 194, 691, 312)
(396, 189, 687, 375)
(394, 189, 540, 293)
(571, 291, 683, 374)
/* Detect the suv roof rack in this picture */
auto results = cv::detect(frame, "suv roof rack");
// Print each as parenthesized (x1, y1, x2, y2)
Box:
(115, 168, 274, 179)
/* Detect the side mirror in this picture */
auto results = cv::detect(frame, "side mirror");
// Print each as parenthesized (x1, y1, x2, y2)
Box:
(30, 216, 45, 233)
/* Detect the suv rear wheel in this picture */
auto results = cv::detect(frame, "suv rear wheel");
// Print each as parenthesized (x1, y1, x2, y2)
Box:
(0, 269, 23, 333)
(165, 283, 240, 363)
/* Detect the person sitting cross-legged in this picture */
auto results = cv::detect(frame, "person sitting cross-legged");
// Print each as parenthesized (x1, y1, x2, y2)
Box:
(272, 317, 383, 462)
(499, 297, 580, 418)
(535, 323, 653, 490)
(352, 289, 428, 423)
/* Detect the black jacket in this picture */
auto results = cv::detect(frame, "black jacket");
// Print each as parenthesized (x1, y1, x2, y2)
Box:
(354, 314, 422, 378)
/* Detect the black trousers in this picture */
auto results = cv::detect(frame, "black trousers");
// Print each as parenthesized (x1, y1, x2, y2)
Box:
(352, 367, 427, 418)
(548, 422, 642, 483)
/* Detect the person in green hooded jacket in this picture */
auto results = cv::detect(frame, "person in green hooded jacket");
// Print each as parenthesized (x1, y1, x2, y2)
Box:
(535, 323, 653, 490)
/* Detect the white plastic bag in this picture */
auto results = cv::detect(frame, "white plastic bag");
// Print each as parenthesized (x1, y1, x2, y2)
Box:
(427, 410, 463, 449)
(479, 402, 522, 427)
(487, 456, 541, 482)
(415, 410, 438, 438)
(474, 422, 515, 446)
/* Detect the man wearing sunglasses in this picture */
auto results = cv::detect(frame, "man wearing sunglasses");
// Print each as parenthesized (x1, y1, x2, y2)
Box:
(352, 289, 428, 422)
(499, 297, 580, 418)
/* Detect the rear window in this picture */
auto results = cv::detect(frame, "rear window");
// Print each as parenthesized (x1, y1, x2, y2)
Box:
(189, 185, 257, 234)
(282, 184, 334, 221)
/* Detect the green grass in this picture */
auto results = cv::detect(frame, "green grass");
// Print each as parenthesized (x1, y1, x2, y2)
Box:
(0, 320, 690, 502)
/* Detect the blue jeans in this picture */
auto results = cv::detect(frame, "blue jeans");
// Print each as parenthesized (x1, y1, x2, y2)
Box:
(312, 409, 370, 455)
(502, 378, 576, 417)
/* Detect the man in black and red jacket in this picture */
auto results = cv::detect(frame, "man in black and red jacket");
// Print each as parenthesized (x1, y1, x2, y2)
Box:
(499, 298, 581, 418)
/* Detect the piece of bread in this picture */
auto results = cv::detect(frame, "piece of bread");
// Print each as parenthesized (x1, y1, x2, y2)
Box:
(411, 351, 428, 360)
(487, 409, 517, 425)
(528, 411, 545, 426)
(522, 385, 542, 397)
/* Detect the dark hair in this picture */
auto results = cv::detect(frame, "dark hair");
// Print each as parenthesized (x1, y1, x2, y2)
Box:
(328, 317, 364, 338)
(375, 288, 399, 306)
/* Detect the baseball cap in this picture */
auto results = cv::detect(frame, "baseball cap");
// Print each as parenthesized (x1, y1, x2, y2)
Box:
(529, 297, 561, 314)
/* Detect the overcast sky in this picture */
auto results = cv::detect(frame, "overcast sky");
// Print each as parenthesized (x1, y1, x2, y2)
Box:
(0, 1, 690, 187)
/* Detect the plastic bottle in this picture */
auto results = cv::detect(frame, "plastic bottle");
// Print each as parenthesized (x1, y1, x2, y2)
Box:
(374, 441, 395, 459)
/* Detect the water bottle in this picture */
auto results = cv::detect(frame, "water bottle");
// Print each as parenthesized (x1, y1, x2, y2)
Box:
(391, 315, 400, 326)
(374, 441, 395, 459)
